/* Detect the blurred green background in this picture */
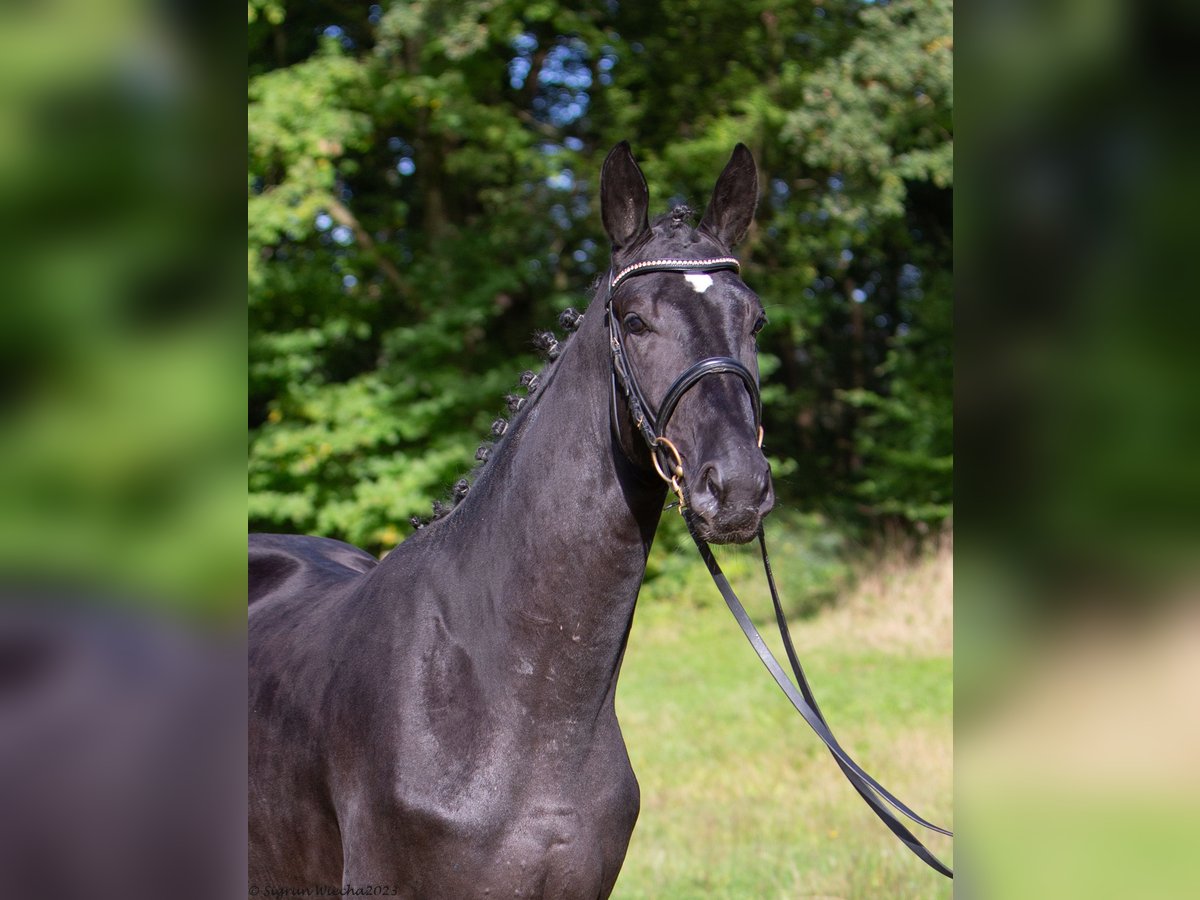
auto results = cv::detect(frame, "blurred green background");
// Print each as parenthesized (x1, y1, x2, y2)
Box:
(956, 1, 1200, 897)
(0, 0, 243, 616)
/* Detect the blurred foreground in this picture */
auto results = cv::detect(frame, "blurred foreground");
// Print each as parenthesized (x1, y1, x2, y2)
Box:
(1, 1, 245, 896)
(0, 597, 244, 900)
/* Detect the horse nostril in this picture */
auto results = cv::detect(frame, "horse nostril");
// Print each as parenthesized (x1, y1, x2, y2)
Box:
(757, 469, 775, 515)
(702, 465, 725, 503)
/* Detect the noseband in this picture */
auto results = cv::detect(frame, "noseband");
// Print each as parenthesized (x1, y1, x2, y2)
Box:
(605, 256, 762, 504)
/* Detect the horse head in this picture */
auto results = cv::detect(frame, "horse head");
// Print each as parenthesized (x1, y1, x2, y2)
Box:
(601, 142, 774, 545)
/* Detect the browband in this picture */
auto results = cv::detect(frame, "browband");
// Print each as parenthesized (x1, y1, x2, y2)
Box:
(609, 256, 740, 292)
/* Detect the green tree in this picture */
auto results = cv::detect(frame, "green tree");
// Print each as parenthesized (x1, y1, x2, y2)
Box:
(248, 0, 953, 554)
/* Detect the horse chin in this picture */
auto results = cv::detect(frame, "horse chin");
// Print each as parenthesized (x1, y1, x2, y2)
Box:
(689, 516, 761, 546)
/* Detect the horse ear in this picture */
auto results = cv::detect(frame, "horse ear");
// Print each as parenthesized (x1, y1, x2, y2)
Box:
(601, 141, 650, 250)
(699, 143, 759, 248)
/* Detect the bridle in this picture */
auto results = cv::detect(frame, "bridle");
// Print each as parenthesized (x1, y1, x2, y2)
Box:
(605, 255, 762, 506)
(605, 253, 955, 878)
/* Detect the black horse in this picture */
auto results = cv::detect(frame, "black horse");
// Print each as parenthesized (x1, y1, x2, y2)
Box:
(249, 143, 772, 898)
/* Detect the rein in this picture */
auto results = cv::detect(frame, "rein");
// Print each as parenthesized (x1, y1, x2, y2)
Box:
(605, 256, 954, 878)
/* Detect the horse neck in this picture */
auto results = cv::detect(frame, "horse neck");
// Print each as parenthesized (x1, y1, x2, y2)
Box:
(449, 288, 666, 728)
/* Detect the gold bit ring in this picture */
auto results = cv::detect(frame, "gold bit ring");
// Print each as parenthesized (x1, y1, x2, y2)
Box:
(651, 435, 684, 485)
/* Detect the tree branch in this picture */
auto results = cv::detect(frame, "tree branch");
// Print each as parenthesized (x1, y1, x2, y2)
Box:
(326, 197, 405, 292)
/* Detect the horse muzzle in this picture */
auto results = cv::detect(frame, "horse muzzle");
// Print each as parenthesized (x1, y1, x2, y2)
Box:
(685, 453, 774, 544)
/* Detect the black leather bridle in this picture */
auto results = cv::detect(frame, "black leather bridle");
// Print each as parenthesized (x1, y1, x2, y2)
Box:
(606, 255, 761, 499)
(605, 255, 955, 878)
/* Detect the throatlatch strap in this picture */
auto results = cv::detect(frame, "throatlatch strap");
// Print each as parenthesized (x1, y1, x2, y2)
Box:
(687, 523, 954, 879)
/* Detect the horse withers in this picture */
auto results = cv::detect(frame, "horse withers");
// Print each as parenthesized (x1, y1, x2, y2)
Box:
(248, 142, 771, 898)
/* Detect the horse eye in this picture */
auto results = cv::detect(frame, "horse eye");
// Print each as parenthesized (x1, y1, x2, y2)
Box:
(752, 313, 768, 335)
(623, 313, 648, 335)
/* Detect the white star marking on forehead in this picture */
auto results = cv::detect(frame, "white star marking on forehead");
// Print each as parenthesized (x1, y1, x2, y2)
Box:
(683, 273, 714, 294)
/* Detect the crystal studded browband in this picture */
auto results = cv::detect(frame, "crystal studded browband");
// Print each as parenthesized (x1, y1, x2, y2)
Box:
(609, 257, 740, 291)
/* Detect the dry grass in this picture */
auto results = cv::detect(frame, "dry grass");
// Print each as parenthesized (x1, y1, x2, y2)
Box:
(805, 531, 953, 658)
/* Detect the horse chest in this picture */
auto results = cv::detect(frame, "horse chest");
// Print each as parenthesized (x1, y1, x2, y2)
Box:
(423, 779, 637, 899)
(386, 730, 639, 898)
(482, 807, 615, 897)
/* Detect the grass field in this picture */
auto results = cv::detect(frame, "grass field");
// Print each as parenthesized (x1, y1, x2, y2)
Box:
(612, 526, 953, 898)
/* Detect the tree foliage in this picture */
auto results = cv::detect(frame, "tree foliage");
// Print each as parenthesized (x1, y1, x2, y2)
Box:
(248, 0, 953, 554)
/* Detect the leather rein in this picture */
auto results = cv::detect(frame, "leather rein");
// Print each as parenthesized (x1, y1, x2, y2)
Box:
(605, 256, 954, 878)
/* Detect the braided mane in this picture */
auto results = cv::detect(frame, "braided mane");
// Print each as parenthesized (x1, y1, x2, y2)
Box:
(408, 305, 585, 530)
(410, 205, 691, 529)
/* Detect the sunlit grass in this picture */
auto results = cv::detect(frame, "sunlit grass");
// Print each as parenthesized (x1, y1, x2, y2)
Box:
(614, 531, 953, 898)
